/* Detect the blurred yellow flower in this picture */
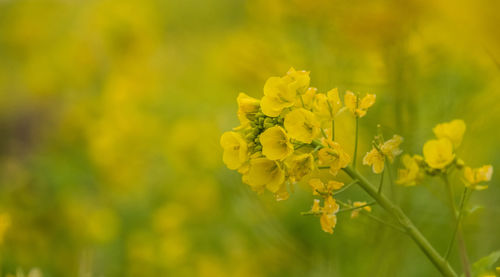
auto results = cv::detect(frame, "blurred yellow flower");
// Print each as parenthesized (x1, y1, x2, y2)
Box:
(320, 196, 339, 234)
(297, 87, 317, 108)
(220, 131, 248, 170)
(284, 108, 320, 143)
(311, 199, 321, 212)
(285, 153, 315, 182)
(286, 67, 310, 94)
(246, 158, 285, 193)
(261, 76, 296, 117)
(464, 165, 493, 190)
(363, 135, 403, 174)
(351, 201, 372, 218)
(344, 91, 376, 117)
(363, 148, 385, 174)
(423, 138, 455, 169)
(309, 178, 344, 195)
(237, 93, 260, 125)
(260, 126, 293, 160)
(312, 88, 342, 121)
(397, 154, 424, 186)
(433, 119, 466, 148)
(317, 140, 351, 175)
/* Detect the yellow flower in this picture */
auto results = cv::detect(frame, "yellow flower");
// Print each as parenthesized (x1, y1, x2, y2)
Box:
(220, 131, 248, 170)
(423, 138, 455, 169)
(286, 67, 310, 94)
(320, 196, 339, 234)
(312, 88, 342, 121)
(284, 108, 320, 143)
(380, 135, 403, 162)
(351, 201, 372, 218)
(311, 199, 321, 212)
(309, 178, 344, 195)
(261, 76, 296, 117)
(246, 158, 285, 193)
(433, 119, 466, 148)
(285, 153, 315, 182)
(344, 91, 376, 117)
(464, 165, 493, 190)
(237, 93, 260, 124)
(296, 87, 317, 108)
(397, 154, 424, 186)
(259, 126, 293, 160)
(363, 148, 385, 174)
(317, 140, 351, 175)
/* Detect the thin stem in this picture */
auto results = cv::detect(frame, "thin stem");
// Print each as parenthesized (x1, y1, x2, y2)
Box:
(331, 120, 335, 140)
(343, 166, 457, 277)
(445, 187, 469, 260)
(353, 116, 359, 169)
(361, 210, 407, 233)
(337, 201, 376, 212)
(378, 169, 385, 194)
(442, 176, 471, 277)
(385, 160, 395, 198)
(333, 180, 358, 196)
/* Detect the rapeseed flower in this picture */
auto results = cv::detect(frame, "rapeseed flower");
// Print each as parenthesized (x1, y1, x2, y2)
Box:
(344, 91, 376, 118)
(284, 108, 320, 143)
(317, 140, 351, 175)
(220, 131, 248, 170)
(363, 135, 403, 174)
(396, 154, 424, 186)
(350, 201, 372, 218)
(259, 126, 293, 160)
(464, 165, 493, 190)
(237, 93, 260, 125)
(245, 158, 285, 193)
(423, 138, 455, 169)
(312, 88, 342, 121)
(433, 119, 466, 148)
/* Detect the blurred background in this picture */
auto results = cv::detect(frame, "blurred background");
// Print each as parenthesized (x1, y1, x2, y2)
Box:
(0, 0, 499, 276)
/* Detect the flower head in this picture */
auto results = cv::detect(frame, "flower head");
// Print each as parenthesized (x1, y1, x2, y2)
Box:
(320, 196, 340, 234)
(284, 108, 320, 143)
(344, 91, 376, 118)
(220, 131, 248, 170)
(433, 119, 466, 148)
(309, 178, 344, 195)
(363, 135, 403, 174)
(423, 138, 455, 169)
(286, 67, 310, 94)
(363, 148, 385, 174)
(464, 165, 493, 190)
(260, 126, 293, 160)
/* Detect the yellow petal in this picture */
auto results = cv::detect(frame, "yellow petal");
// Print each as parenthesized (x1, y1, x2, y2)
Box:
(220, 131, 248, 170)
(363, 148, 385, 174)
(247, 158, 285, 193)
(284, 108, 320, 143)
(260, 126, 293, 160)
(433, 119, 466, 148)
(423, 138, 455, 169)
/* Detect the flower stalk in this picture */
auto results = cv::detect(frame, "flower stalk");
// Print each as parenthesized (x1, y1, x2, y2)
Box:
(343, 166, 458, 277)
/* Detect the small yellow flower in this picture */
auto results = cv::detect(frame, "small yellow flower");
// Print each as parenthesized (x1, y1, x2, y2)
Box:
(296, 87, 317, 108)
(285, 153, 315, 182)
(286, 67, 310, 94)
(464, 165, 493, 190)
(351, 201, 372, 218)
(320, 196, 339, 234)
(312, 88, 342, 121)
(261, 76, 296, 117)
(309, 178, 344, 195)
(246, 158, 285, 193)
(259, 126, 293, 160)
(220, 131, 248, 170)
(317, 140, 351, 175)
(284, 108, 320, 143)
(344, 91, 376, 118)
(380, 135, 403, 162)
(397, 154, 424, 186)
(311, 199, 321, 212)
(433, 119, 466, 148)
(237, 93, 260, 124)
(363, 148, 385, 174)
(423, 138, 455, 169)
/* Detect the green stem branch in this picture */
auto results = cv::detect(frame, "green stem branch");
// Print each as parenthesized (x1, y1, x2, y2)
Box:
(343, 166, 457, 277)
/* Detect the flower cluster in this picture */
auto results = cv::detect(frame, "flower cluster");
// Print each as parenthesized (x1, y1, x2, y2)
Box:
(221, 68, 374, 232)
(396, 119, 493, 190)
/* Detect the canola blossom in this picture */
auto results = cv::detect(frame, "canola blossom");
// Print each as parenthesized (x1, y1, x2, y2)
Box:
(222, 69, 494, 277)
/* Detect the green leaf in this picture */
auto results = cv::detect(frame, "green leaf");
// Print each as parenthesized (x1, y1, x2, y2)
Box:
(466, 250, 500, 277)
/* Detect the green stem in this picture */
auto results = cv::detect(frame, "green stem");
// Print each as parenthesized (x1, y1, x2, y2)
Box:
(331, 120, 335, 140)
(445, 187, 469, 260)
(353, 116, 359, 169)
(343, 166, 457, 277)
(333, 180, 358, 196)
(442, 176, 471, 277)
(378, 169, 385, 194)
